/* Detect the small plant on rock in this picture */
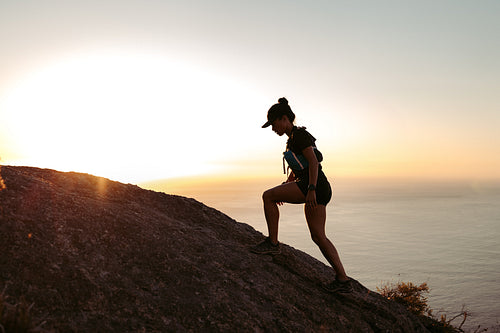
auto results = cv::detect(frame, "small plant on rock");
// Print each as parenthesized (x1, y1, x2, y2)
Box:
(377, 281, 430, 316)
(377, 281, 488, 333)
(0, 286, 46, 333)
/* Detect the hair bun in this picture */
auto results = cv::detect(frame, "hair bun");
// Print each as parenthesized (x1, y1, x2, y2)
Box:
(278, 97, 288, 105)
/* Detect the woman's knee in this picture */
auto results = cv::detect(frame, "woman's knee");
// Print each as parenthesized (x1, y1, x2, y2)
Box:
(262, 188, 275, 202)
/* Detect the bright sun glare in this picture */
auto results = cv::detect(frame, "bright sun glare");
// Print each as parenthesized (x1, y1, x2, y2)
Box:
(2, 52, 261, 182)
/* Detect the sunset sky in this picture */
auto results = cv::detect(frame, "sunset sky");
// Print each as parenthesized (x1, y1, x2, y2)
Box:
(1, 0, 499, 183)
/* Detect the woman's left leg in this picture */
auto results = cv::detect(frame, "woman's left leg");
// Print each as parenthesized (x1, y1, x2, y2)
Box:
(262, 182, 306, 244)
(251, 182, 306, 255)
(305, 205, 349, 281)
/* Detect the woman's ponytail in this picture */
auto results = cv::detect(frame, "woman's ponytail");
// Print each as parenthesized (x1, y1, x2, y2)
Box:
(277, 97, 295, 123)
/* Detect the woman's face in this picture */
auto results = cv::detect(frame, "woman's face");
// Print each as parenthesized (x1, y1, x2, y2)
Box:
(271, 116, 289, 136)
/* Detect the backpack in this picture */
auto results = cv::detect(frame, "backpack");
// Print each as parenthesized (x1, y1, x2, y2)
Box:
(282, 148, 323, 174)
(282, 127, 323, 175)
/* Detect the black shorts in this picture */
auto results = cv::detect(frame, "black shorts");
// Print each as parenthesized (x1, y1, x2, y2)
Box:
(295, 169, 332, 206)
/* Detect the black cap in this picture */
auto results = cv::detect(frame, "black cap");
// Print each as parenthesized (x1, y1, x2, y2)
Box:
(262, 97, 292, 128)
(262, 108, 284, 128)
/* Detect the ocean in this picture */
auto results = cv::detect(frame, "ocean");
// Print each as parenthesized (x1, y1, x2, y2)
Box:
(144, 177, 500, 331)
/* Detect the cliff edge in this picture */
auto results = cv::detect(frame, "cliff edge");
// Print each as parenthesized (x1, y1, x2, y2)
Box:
(0, 166, 430, 332)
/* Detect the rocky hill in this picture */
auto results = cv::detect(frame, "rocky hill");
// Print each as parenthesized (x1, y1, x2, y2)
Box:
(0, 166, 432, 332)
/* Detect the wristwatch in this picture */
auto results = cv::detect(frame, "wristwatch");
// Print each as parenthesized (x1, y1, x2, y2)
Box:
(307, 184, 316, 191)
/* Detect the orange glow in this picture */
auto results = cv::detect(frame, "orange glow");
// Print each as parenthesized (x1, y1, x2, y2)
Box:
(1, 0, 499, 185)
(0, 163, 5, 191)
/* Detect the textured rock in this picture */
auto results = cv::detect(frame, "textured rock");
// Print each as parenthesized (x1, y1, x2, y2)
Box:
(0, 166, 431, 332)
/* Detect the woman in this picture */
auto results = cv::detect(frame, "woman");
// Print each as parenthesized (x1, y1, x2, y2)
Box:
(250, 97, 352, 293)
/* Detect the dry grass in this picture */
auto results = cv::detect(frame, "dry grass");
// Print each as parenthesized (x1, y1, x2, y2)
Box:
(0, 285, 45, 333)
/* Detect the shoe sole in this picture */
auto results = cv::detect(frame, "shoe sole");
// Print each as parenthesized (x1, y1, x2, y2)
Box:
(323, 287, 353, 294)
(322, 283, 354, 294)
(250, 249, 281, 255)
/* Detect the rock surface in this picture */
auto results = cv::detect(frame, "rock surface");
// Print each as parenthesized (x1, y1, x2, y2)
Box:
(0, 166, 432, 332)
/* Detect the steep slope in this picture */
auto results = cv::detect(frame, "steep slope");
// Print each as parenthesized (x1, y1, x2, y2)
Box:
(0, 166, 430, 332)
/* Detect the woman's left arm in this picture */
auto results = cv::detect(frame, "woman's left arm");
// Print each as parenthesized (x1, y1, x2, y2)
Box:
(302, 146, 319, 207)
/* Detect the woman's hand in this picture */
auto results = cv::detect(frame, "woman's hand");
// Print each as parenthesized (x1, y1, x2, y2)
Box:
(306, 189, 317, 209)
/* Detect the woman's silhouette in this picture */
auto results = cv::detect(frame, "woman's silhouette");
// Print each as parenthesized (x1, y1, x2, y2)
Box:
(251, 97, 352, 293)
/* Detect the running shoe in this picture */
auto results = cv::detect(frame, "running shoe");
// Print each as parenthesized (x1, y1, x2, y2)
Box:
(250, 237, 280, 255)
(323, 278, 354, 294)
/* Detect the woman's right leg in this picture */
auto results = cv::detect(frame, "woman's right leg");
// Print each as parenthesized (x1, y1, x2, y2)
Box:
(305, 205, 349, 281)
(262, 182, 306, 244)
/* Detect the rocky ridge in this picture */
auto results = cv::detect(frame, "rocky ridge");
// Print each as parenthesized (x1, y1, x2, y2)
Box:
(0, 166, 432, 332)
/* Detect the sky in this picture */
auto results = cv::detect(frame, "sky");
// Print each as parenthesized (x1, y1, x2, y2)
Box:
(1, 0, 499, 184)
